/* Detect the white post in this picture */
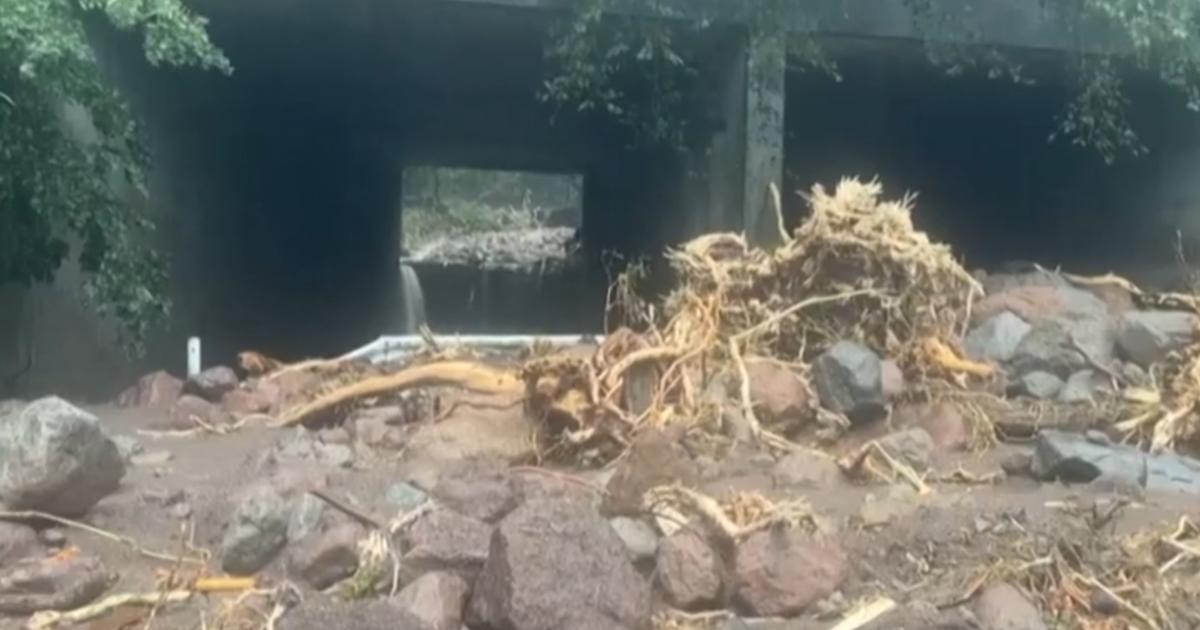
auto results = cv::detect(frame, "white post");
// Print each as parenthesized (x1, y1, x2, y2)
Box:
(187, 337, 201, 377)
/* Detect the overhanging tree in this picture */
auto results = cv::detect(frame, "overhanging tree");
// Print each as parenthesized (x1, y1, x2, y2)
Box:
(539, 0, 1200, 163)
(0, 0, 230, 355)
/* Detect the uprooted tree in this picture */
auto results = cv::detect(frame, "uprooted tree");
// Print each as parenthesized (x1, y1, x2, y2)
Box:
(0, 0, 230, 355)
(540, 0, 1200, 163)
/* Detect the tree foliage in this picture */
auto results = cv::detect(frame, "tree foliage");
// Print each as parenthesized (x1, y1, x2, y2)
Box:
(0, 0, 230, 355)
(540, 0, 1200, 163)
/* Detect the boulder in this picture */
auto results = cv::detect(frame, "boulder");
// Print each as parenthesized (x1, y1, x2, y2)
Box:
(744, 358, 811, 422)
(385, 482, 430, 514)
(603, 427, 698, 517)
(1016, 371, 1065, 400)
(811, 341, 886, 425)
(0, 522, 41, 567)
(894, 401, 972, 453)
(222, 387, 275, 417)
(0, 397, 125, 517)
(400, 509, 493, 585)
(609, 517, 660, 565)
(432, 470, 519, 523)
(1031, 430, 1200, 496)
(288, 523, 362, 590)
(973, 582, 1047, 630)
(972, 286, 1109, 329)
(965, 311, 1031, 363)
(116, 371, 182, 408)
(880, 360, 905, 399)
(877, 428, 934, 472)
(1117, 310, 1200, 367)
(0, 553, 111, 615)
(393, 572, 471, 630)
(182, 366, 239, 402)
(1009, 323, 1088, 379)
(1059, 370, 1105, 404)
(468, 498, 651, 630)
(221, 484, 292, 575)
(733, 530, 848, 617)
(163, 395, 235, 431)
(656, 532, 722, 610)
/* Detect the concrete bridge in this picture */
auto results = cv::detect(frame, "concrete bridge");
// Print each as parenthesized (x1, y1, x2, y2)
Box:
(4, 0, 1200, 399)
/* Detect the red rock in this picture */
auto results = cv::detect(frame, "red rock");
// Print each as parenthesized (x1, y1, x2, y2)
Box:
(288, 523, 362, 590)
(972, 286, 1108, 327)
(0, 553, 111, 615)
(733, 530, 848, 617)
(400, 509, 493, 585)
(745, 358, 812, 422)
(603, 427, 699, 517)
(656, 532, 721, 610)
(222, 387, 274, 418)
(894, 401, 971, 453)
(393, 572, 470, 630)
(116, 371, 182, 409)
(468, 498, 651, 630)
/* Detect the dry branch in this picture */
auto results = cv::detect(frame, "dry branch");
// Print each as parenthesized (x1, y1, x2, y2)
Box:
(276, 361, 523, 427)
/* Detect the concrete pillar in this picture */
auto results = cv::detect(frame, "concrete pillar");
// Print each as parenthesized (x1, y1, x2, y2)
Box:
(742, 34, 787, 247)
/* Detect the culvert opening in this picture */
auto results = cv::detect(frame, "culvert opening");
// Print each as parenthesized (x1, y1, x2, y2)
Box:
(398, 166, 590, 335)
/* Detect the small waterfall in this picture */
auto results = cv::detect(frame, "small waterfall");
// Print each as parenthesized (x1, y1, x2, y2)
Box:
(399, 263, 427, 334)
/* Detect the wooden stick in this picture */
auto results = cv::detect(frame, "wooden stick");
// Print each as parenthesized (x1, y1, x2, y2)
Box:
(829, 597, 898, 630)
(307, 490, 383, 530)
(277, 361, 524, 427)
(26, 591, 194, 629)
(0, 511, 201, 566)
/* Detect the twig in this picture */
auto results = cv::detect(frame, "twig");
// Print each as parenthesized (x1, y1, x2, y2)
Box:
(732, 289, 883, 344)
(829, 597, 898, 630)
(0, 510, 202, 565)
(728, 339, 765, 442)
(769, 181, 790, 246)
(306, 490, 383, 530)
(26, 591, 194, 629)
(1075, 574, 1160, 630)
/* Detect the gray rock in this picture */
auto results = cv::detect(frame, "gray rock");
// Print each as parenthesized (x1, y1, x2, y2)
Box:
(1009, 323, 1087, 378)
(394, 572, 471, 630)
(0, 553, 111, 615)
(0, 397, 125, 518)
(1016, 371, 1064, 400)
(877, 428, 934, 472)
(270, 431, 355, 469)
(1117, 310, 1200, 367)
(385, 482, 430, 514)
(288, 523, 362, 590)
(1031, 430, 1200, 496)
(182, 366, 239, 402)
(656, 532, 722, 611)
(287, 493, 327, 543)
(111, 435, 143, 462)
(1059, 370, 1102, 404)
(400, 509, 493, 585)
(0, 522, 41, 566)
(965, 311, 1032, 363)
(221, 485, 292, 575)
(468, 498, 651, 630)
(973, 582, 1046, 630)
(609, 517, 660, 564)
(432, 471, 518, 523)
(812, 341, 886, 425)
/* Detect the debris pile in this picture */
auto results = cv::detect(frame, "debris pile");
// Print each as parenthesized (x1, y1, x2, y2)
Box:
(8, 176, 1200, 629)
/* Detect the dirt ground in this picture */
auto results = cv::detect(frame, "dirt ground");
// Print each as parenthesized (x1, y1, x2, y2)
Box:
(3, 398, 1196, 630)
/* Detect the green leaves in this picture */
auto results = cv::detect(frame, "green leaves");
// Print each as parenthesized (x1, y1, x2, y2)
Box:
(1, 0, 230, 355)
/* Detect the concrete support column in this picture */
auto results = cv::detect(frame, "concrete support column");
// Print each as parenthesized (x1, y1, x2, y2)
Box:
(742, 34, 786, 247)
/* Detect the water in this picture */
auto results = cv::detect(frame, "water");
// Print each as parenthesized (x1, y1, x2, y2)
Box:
(399, 263, 427, 334)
